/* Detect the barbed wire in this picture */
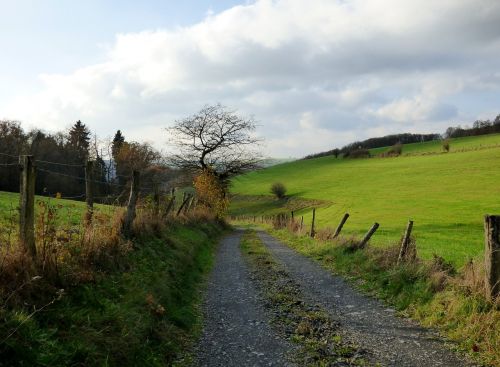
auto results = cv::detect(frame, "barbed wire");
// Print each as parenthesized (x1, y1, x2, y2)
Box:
(0, 152, 19, 158)
(0, 162, 19, 166)
(35, 159, 85, 168)
(36, 167, 128, 188)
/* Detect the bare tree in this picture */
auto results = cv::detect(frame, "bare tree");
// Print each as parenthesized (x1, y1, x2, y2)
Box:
(167, 104, 262, 184)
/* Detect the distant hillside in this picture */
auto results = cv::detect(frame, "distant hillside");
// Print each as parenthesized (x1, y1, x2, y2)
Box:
(304, 133, 440, 160)
(231, 132, 500, 267)
(304, 114, 500, 160)
(260, 157, 295, 167)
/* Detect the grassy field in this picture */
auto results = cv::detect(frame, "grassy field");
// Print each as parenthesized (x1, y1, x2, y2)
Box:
(0, 190, 117, 230)
(231, 134, 500, 267)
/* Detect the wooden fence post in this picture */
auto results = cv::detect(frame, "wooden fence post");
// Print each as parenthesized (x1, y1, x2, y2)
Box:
(359, 223, 379, 248)
(484, 215, 500, 300)
(122, 170, 140, 237)
(176, 194, 191, 216)
(300, 216, 304, 230)
(163, 195, 175, 218)
(397, 220, 414, 264)
(310, 208, 316, 238)
(85, 160, 94, 225)
(19, 155, 36, 257)
(333, 213, 349, 238)
(185, 194, 195, 213)
(153, 183, 160, 217)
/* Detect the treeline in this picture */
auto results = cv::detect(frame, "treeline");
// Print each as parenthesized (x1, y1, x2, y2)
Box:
(304, 113, 500, 160)
(303, 133, 439, 160)
(444, 114, 500, 138)
(0, 120, 185, 201)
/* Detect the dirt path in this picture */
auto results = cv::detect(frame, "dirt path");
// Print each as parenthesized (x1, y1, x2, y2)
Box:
(256, 231, 475, 367)
(195, 230, 293, 366)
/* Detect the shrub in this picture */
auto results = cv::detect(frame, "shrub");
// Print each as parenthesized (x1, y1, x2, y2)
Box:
(387, 142, 403, 156)
(346, 148, 371, 159)
(442, 139, 450, 152)
(270, 182, 287, 199)
(193, 168, 229, 219)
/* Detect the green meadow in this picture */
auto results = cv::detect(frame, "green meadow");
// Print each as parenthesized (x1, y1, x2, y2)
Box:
(231, 134, 500, 267)
(0, 191, 117, 230)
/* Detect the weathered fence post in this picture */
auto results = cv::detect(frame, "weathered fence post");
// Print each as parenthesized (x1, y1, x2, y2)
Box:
(185, 194, 195, 213)
(163, 195, 175, 218)
(333, 213, 350, 238)
(310, 208, 316, 238)
(359, 222, 379, 248)
(153, 183, 160, 217)
(484, 215, 500, 300)
(397, 220, 414, 264)
(19, 155, 36, 257)
(122, 170, 140, 237)
(85, 160, 94, 225)
(176, 194, 191, 216)
(300, 216, 304, 231)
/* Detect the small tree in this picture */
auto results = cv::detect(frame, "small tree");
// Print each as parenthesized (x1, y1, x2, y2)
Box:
(442, 139, 450, 152)
(270, 182, 287, 199)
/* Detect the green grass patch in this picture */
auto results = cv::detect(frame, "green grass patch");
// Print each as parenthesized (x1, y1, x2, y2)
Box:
(263, 227, 499, 367)
(231, 135, 500, 267)
(0, 191, 116, 230)
(0, 221, 225, 366)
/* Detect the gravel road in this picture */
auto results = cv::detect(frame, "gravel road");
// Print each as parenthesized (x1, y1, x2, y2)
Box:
(257, 231, 475, 367)
(195, 230, 293, 366)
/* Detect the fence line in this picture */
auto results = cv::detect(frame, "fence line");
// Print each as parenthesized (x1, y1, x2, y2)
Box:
(231, 207, 500, 300)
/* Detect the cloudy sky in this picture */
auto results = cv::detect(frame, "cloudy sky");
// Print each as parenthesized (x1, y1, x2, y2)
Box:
(1, 0, 500, 157)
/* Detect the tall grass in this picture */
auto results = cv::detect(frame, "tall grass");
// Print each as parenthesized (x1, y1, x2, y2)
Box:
(0, 194, 225, 366)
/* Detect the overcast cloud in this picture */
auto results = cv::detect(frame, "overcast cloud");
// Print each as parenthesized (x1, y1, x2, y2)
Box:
(4, 0, 500, 157)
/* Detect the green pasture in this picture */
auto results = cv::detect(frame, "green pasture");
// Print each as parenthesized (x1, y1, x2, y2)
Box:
(0, 191, 117, 230)
(231, 136, 500, 267)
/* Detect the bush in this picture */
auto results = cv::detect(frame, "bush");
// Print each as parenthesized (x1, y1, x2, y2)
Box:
(387, 142, 403, 156)
(345, 148, 371, 159)
(193, 169, 229, 219)
(270, 182, 287, 199)
(442, 139, 450, 152)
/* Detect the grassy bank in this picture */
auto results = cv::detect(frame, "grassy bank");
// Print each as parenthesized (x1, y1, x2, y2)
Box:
(231, 135, 500, 267)
(250, 225, 499, 367)
(0, 218, 225, 366)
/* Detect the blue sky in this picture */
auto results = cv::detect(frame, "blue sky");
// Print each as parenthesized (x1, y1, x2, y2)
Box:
(1, 0, 500, 157)
(0, 0, 239, 100)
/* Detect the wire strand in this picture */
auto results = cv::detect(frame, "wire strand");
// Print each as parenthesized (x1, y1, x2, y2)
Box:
(0, 152, 19, 158)
(36, 167, 127, 188)
(35, 160, 85, 167)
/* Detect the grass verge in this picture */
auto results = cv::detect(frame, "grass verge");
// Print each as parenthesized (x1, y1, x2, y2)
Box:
(240, 229, 367, 366)
(262, 226, 499, 367)
(0, 219, 225, 366)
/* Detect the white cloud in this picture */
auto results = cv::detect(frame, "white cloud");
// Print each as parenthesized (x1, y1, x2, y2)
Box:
(4, 0, 500, 157)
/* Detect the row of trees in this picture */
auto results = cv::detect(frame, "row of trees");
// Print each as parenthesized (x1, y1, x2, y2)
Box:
(1, 104, 262, 212)
(303, 133, 440, 160)
(444, 114, 500, 138)
(0, 120, 180, 201)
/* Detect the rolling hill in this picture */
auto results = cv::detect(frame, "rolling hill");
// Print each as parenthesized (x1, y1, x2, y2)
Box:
(230, 133, 500, 267)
